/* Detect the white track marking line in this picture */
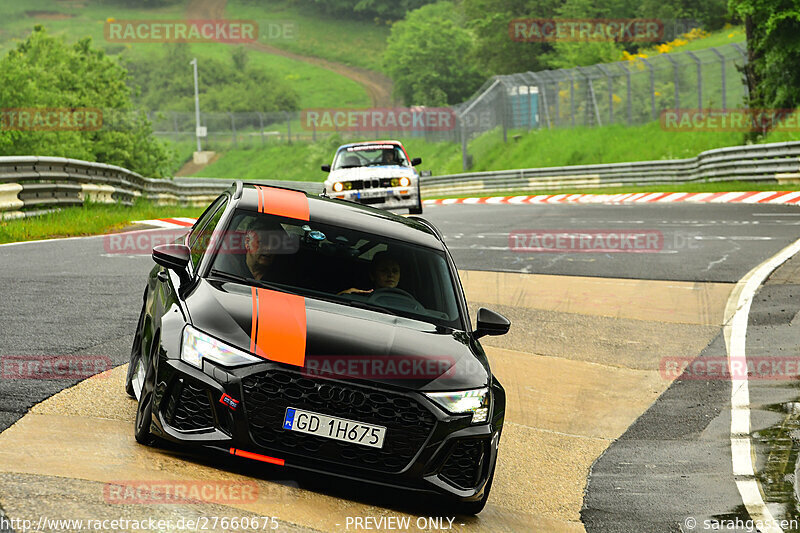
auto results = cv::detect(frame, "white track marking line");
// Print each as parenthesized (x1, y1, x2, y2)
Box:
(723, 236, 800, 533)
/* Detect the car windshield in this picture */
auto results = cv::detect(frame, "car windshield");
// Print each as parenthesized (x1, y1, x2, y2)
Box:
(332, 144, 409, 170)
(207, 209, 462, 329)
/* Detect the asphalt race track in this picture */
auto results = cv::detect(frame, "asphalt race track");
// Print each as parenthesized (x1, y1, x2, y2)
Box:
(3, 202, 800, 532)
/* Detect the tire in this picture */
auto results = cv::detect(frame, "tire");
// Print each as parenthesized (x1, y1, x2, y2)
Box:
(134, 357, 158, 447)
(125, 302, 146, 398)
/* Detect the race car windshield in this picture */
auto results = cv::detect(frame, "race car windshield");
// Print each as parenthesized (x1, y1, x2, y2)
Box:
(332, 146, 409, 170)
(208, 210, 462, 329)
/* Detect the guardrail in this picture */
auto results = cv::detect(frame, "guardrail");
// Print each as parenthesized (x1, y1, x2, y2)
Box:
(420, 141, 800, 197)
(3, 141, 799, 219)
(0, 156, 322, 219)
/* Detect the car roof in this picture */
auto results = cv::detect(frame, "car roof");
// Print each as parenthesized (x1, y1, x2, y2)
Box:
(234, 183, 443, 250)
(337, 140, 404, 150)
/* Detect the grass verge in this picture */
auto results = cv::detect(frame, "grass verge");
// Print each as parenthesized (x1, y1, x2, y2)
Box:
(0, 201, 203, 244)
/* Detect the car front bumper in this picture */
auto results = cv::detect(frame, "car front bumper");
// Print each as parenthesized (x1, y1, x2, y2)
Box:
(331, 187, 419, 210)
(150, 358, 504, 503)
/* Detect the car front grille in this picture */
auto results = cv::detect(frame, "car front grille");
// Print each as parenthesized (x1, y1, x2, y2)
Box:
(241, 370, 436, 473)
(439, 439, 487, 490)
(167, 380, 215, 431)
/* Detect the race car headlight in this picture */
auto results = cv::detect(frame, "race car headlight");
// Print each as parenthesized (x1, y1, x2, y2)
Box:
(181, 326, 261, 368)
(343, 181, 353, 190)
(333, 182, 344, 192)
(424, 387, 490, 424)
(390, 178, 399, 187)
(399, 176, 411, 187)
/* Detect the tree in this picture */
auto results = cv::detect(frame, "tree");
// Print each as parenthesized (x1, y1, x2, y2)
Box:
(729, 0, 800, 139)
(0, 26, 174, 177)
(463, 0, 561, 74)
(122, 45, 299, 112)
(384, 2, 484, 105)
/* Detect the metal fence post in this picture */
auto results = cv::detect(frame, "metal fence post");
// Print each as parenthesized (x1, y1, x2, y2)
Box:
(529, 73, 550, 128)
(229, 113, 237, 147)
(568, 70, 576, 127)
(665, 54, 680, 110)
(618, 63, 632, 125)
(640, 57, 657, 120)
(731, 42, 749, 102)
(685, 51, 702, 110)
(286, 112, 292, 145)
(596, 64, 614, 124)
(709, 47, 727, 110)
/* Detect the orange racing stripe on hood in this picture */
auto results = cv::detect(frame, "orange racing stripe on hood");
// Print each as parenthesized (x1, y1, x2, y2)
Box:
(255, 186, 310, 221)
(250, 287, 307, 367)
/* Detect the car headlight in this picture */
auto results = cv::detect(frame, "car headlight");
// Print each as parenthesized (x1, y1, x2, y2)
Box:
(343, 181, 352, 190)
(332, 182, 344, 192)
(399, 176, 411, 187)
(390, 178, 399, 187)
(181, 326, 261, 368)
(424, 387, 490, 424)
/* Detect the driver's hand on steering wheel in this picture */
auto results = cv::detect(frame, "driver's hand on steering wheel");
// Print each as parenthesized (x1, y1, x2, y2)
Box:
(338, 287, 374, 295)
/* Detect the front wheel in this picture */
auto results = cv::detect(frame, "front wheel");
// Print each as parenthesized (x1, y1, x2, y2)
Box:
(134, 361, 159, 446)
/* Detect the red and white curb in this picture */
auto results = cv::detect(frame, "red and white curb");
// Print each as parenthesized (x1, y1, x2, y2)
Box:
(424, 191, 800, 207)
(132, 217, 197, 229)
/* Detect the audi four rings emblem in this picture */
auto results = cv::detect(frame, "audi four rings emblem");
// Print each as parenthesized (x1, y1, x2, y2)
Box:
(318, 384, 366, 406)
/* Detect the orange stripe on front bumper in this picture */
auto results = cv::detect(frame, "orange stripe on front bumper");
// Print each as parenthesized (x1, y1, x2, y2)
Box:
(230, 448, 285, 466)
(251, 287, 307, 367)
(255, 186, 310, 221)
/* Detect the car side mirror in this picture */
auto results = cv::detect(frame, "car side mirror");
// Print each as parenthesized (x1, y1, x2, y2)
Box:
(152, 244, 191, 285)
(411, 157, 422, 166)
(474, 308, 510, 339)
(321, 164, 331, 172)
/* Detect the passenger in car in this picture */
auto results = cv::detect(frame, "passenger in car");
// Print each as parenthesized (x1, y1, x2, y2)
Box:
(338, 251, 401, 295)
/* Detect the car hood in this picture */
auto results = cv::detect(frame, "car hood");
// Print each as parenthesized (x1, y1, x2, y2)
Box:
(186, 279, 489, 392)
(325, 166, 417, 183)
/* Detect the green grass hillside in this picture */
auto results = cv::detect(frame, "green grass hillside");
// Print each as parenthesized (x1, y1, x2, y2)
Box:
(0, 1, 370, 109)
(191, 113, 800, 182)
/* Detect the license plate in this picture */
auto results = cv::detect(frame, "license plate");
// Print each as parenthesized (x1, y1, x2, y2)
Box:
(282, 408, 386, 449)
(356, 190, 385, 199)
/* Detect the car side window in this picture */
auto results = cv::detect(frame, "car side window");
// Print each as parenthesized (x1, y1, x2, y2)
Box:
(188, 195, 226, 248)
(190, 198, 228, 268)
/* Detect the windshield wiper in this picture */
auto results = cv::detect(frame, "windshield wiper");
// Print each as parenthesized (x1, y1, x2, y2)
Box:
(208, 269, 291, 293)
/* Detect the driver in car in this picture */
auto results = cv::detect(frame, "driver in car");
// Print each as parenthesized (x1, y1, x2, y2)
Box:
(339, 251, 401, 295)
(381, 149, 400, 165)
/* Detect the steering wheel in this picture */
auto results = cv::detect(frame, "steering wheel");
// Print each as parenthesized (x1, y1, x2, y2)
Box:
(368, 287, 425, 312)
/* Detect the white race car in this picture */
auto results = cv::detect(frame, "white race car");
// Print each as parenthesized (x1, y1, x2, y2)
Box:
(322, 140, 423, 214)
